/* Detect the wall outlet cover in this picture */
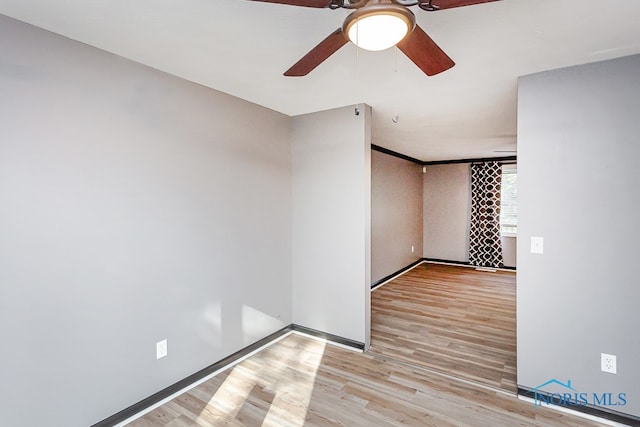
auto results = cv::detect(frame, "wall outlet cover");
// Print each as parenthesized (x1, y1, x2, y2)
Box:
(601, 353, 617, 374)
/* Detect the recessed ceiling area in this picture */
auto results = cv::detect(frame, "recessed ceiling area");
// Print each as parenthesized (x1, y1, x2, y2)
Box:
(1, 0, 639, 161)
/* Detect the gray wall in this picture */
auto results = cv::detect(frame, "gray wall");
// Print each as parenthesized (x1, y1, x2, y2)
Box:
(291, 105, 371, 348)
(0, 15, 292, 426)
(517, 54, 640, 417)
(423, 164, 471, 262)
(371, 150, 423, 283)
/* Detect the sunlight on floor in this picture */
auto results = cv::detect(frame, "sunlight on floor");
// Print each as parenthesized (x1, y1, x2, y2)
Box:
(199, 335, 326, 426)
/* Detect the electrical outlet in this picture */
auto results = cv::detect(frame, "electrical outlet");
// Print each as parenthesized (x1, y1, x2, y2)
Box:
(157, 339, 168, 360)
(601, 353, 616, 374)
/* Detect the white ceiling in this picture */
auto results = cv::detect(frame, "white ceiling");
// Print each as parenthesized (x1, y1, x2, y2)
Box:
(2, 0, 640, 161)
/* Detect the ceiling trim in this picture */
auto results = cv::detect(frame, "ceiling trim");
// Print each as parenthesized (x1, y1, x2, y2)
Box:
(372, 144, 516, 166)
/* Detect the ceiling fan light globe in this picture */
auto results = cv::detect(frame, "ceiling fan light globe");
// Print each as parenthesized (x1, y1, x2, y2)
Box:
(348, 15, 409, 51)
(343, 6, 416, 52)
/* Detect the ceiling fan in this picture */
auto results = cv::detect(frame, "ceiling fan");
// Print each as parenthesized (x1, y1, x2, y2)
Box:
(248, 0, 499, 76)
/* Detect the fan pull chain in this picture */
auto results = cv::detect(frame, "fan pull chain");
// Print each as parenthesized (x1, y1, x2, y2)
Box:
(392, 48, 400, 123)
(354, 18, 361, 116)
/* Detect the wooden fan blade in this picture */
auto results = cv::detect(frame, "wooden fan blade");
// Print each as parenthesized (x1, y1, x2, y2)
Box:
(284, 29, 348, 76)
(397, 24, 455, 76)
(247, 0, 331, 7)
(428, 0, 500, 10)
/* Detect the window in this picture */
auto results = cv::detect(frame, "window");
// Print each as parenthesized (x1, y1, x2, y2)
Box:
(500, 165, 517, 235)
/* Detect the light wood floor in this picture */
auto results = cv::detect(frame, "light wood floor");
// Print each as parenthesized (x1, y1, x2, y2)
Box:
(129, 333, 604, 426)
(370, 262, 517, 393)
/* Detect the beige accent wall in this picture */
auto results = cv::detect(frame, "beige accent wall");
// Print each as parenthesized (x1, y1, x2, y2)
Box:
(371, 151, 423, 283)
(501, 236, 517, 267)
(423, 164, 471, 262)
(423, 163, 517, 268)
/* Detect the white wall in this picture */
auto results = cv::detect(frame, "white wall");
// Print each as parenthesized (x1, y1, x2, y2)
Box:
(291, 105, 371, 347)
(371, 150, 423, 283)
(0, 15, 292, 427)
(517, 54, 640, 417)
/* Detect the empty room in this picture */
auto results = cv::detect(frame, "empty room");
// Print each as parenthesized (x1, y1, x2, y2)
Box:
(370, 149, 518, 394)
(1, 1, 639, 426)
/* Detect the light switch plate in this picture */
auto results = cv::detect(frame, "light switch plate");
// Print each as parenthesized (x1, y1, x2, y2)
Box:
(156, 339, 168, 359)
(531, 236, 544, 254)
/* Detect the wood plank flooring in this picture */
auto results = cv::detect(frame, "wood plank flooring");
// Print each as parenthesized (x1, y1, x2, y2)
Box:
(129, 333, 604, 426)
(371, 262, 517, 393)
